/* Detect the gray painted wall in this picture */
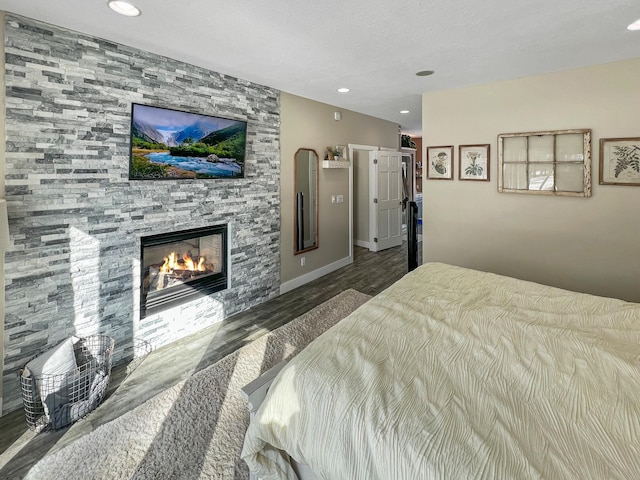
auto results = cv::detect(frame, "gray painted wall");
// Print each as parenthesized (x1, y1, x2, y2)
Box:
(1, 14, 281, 414)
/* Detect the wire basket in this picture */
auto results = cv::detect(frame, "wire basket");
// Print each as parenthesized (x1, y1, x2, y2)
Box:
(20, 334, 115, 431)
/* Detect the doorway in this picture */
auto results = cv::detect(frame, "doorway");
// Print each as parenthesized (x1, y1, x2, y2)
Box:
(349, 143, 423, 269)
(349, 144, 402, 253)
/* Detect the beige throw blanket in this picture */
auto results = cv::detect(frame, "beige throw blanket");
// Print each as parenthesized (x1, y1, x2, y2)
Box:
(242, 263, 640, 479)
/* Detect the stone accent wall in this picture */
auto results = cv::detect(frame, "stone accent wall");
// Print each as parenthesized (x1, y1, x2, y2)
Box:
(1, 15, 280, 414)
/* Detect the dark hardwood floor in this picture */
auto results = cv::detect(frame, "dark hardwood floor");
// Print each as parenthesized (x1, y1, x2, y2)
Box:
(0, 243, 417, 478)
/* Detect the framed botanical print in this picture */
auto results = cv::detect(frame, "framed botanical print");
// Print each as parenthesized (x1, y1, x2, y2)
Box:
(459, 144, 490, 181)
(599, 137, 640, 186)
(426, 145, 454, 180)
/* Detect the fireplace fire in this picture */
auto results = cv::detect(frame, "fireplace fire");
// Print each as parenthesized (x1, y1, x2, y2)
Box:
(147, 250, 218, 292)
(140, 225, 228, 317)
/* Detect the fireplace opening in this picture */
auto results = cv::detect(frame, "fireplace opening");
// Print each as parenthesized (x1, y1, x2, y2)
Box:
(140, 224, 228, 317)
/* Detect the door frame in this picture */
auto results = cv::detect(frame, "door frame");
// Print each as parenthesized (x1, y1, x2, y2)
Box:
(349, 144, 404, 255)
(348, 144, 379, 256)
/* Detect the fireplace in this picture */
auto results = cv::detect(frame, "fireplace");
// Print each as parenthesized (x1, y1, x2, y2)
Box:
(140, 225, 228, 317)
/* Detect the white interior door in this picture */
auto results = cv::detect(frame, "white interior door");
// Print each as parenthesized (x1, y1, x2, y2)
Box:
(369, 150, 403, 252)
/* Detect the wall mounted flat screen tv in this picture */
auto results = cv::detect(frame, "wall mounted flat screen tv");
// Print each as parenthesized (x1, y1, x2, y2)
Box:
(129, 103, 247, 180)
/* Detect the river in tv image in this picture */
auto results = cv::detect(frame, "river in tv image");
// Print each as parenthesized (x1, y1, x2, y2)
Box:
(145, 152, 241, 177)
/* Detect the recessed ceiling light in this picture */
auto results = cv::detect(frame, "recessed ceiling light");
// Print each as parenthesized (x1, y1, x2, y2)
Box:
(415, 70, 435, 77)
(628, 18, 640, 31)
(337, 87, 350, 93)
(400, 110, 410, 114)
(107, 0, 142, 17)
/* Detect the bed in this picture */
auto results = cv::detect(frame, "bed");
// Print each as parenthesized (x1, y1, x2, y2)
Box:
(241, 262, 640, 479)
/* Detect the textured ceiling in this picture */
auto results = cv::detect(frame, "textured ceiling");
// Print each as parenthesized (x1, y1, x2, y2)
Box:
(0, 0, 638, 136)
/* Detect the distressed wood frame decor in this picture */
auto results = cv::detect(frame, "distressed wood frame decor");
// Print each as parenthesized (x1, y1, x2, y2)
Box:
(497, 129, 591, 197)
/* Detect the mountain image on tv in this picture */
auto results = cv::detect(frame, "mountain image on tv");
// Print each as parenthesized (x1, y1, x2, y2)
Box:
(129, 103, 247, 180)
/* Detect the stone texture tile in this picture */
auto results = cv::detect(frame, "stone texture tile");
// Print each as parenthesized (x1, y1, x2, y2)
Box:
(1, 14, 281, 414)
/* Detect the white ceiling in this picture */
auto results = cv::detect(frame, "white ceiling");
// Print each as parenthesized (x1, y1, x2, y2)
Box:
(0, 0, 638, 136)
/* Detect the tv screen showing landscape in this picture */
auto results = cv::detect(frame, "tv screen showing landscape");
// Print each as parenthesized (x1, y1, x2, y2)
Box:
(129, 103, 247, 180)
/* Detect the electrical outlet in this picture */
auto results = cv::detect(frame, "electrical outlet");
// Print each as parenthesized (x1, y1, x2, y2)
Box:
(331, 195, 336, 203)
(337, 194, 344, 203)
(301, 256, 305, 266)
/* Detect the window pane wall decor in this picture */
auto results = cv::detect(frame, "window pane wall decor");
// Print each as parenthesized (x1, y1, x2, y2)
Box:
(497, 129, 591, 197)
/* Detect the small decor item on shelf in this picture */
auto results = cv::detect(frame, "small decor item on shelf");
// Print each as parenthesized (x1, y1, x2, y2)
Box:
(334, 145, 347, 161)
(326, 147, 336, 160)
(401, 134, 416, 149)
(20, 334, 115, 431)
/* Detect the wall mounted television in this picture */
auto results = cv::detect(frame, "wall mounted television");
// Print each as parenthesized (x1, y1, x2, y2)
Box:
(129, 103, 247, 180)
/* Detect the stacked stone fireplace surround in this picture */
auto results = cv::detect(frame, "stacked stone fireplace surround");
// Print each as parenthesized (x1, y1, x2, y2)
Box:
(1, 14, 281, 414)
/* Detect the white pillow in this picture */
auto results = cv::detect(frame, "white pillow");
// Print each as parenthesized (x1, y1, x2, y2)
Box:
(25, 337, 78, 417)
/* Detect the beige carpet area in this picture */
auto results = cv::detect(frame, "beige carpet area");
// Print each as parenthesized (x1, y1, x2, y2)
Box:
(23, 289, 371, 480)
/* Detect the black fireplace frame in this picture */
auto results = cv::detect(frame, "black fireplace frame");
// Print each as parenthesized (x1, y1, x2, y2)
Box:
(140, 224, 228, 318)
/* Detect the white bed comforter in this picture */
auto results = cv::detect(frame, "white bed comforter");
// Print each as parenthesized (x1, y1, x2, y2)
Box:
(241, 263, 640, 479)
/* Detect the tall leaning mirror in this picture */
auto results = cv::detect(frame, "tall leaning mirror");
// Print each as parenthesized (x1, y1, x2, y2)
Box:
(294, 148, 319, 254)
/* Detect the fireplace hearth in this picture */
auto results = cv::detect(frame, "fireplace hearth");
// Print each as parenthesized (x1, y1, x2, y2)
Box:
(140, 225, 228, 317)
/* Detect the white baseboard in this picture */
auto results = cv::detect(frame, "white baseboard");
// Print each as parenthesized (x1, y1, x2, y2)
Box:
(280, 255, 353, 295)
(353, 239, 371, 249)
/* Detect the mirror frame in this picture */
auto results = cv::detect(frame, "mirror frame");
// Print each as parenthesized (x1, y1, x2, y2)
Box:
(294, 148, 319, 255)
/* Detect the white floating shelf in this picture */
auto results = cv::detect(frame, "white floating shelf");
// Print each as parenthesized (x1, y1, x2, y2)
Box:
(322, 160, 350, 169)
